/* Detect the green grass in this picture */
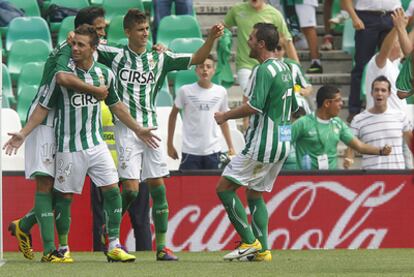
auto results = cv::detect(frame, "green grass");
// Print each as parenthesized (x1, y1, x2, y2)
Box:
(0, 250, 414, 276)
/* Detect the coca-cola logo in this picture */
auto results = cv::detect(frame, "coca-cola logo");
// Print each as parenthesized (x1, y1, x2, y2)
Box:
(125, 181, 406, 251)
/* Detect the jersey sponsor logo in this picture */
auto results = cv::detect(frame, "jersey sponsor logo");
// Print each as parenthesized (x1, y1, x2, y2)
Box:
(71, 93, 99, 107)
(119, 68, 155, 84)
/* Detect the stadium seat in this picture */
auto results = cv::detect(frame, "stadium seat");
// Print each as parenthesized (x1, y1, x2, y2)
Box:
(17, 62, 45, 94)
(5, 16, 52, 52)
(342, 18, 355, 56)
(330, 0, 344, 33)
(7, 39, 51, 82)
(16, 85, 38, 126)
(2, 64, 16, 106)
(89, 0, 103, 6)
(107, 15, 126, 45)
(155, 81, 173, 107)
(173, 69, 198, 98)
(157, 15, 202, 47)
(102, 0, 145, 23)
(2, 108, 25, 171)
(9, 0, 41, 16)
(57, 16, 75, 44)
(47, 0, 90, 32)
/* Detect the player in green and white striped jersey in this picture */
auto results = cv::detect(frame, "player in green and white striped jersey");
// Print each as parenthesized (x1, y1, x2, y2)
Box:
(93, 9, 224, 261)
(214, 23, 297, 262)
(5, 7, 110, 263)
(4, 25, 159, 263)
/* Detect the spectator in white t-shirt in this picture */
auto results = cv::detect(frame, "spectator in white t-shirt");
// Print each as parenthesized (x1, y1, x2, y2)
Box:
(167, 55, 235, 170)
(344, 76, 413, 170)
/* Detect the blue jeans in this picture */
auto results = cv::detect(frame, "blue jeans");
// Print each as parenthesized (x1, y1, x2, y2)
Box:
(179, 152, 220, 170)
(153, 0, 193, 42)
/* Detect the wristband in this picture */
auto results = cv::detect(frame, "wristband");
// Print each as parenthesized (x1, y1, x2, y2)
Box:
(379, 148, 384, 156)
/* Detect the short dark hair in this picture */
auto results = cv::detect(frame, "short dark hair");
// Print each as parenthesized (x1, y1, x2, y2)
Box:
(253, 22, 279, 51)
(74, 7, 105, 29)
(371, 75, 391, 92)
(74, 24, 100, 48)
(124, 8, 147, 30)
(316, 85, 340, 108)
(292, 107, 306, 120)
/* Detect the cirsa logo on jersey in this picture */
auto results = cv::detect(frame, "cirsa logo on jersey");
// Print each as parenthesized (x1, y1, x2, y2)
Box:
(119, 69, 155, 84)
(70, 93, 99, 107)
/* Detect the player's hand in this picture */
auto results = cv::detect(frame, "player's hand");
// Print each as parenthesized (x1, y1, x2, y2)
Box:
(66, 31, 75, 45)
(392, 8, 408, 30)
(167, 144, 179, 160)
(93, 86, 109, 101)
(228, 147, 236, 156)
(135, 127, 161, 149)
(209, 23, 225, 40)
(352, 16, 365, 30)
(3, 132, 25, 155)
(214, 111, 227, 125)
(152, 43, 167, 53)
(380, 145, 392, 156)
(343, 157, 353, 169)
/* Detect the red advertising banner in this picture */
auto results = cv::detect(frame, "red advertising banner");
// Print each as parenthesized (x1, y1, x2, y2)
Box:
(2, 172, 414, 252)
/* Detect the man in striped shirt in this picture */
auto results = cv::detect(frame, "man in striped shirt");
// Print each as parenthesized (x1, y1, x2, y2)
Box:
(214, 23, 297, 262)
(4, 25, 159, 262)
(344, 76, 413, 169)
(96, 9, 224, 261)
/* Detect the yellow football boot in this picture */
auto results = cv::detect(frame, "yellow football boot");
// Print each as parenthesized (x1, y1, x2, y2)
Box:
(8, 219, 34, 260)
(107, 247, 136, 263)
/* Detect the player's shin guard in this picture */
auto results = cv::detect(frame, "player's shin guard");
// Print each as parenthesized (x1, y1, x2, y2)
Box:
(19, 208, 37, 233)
(54, 191, 72, 246)
(121, 189, 138, 215)
(150, 185, 169, 251)
(103, 187, 122, 239)
(34, 192, 55, 255)
(248, 197, 269, 252)
(217, 190, 256, 244)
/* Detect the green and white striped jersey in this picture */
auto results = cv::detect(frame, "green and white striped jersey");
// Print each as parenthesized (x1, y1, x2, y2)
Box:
(40, 61, 120, 152)
(243, 58, 298, 163)
(27, 41, 72, 127)
(97, 45, 192, 127)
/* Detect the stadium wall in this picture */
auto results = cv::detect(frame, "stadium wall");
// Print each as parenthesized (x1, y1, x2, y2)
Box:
(2, 170, 413, 251)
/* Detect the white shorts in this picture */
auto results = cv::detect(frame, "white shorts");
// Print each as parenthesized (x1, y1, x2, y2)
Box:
(222, 154, 285, 192)
(115, 121, 169, 181)
(24, 125, 56, 179)
(54, 143, 119, 194)
(295, 4, 317, 28)
(237, 68, 252, 96)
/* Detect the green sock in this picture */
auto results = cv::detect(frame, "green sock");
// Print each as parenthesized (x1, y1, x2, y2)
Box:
(19, 208, 37, 233)
(102, 187, 122, 239)
(248, 197, 268, 252)
(121, 189, 138, 215)
(34, 192, 55, 255)
(150, 185, 169, 251)
(54, 192, 72, 246)
(217, 190, 255, 244)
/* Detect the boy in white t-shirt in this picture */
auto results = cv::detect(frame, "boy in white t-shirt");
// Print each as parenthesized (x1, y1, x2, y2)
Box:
(167, 55, 235, 169)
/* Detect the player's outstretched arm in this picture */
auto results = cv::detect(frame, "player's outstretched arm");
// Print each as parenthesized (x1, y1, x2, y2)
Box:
(167, 105, 180, 160)
(56, 72, 109, 100)
(3, 104, 49, 155)
(109, 102, 160, 149)
(190, 23, 224, 65)
(347, 137, 392, 156)
(215, 103, 257, 125)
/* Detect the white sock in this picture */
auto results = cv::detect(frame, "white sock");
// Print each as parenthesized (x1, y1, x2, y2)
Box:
(108, 238, 120, 251)
(311, 59, 321, 65)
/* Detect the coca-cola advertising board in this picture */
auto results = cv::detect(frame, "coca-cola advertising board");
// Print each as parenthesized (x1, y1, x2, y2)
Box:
(2, 171, 413, 251)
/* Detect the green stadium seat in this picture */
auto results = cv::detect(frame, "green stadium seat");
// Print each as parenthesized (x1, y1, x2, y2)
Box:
(2, 93, 10, 108)
(89, 0, 103, 6)
(107, 15, 126, 45)
(2, 64, 15, 106)
(157, 15, 201, 47)
(102, 0, 144, 23)
(342, 18, 355, 56)
(57, 16, 75, 44)
(173, 68, 198, 98)
(331, 0, 344, 33)
(9, 0, 41, 16)
(16, 85, 38, 126)
(155, 81, 173, 107)
(7, 39, 51, 82)
(168, 37, 204, 53)
(6, 17, 52, 52)
(17, 62, 45, 95)
(47, 0, 90, 32)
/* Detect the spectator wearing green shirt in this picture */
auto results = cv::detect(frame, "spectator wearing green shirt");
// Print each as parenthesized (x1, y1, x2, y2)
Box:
(292, 85, 392, 170)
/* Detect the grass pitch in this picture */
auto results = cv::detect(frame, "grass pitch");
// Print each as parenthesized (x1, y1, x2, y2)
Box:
(0, 249, 414, 276)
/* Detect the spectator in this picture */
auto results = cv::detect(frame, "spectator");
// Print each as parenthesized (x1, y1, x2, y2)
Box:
(344, 76, 413, 169)
(342, 0, 401, 123)
(152, 0, 193, 42)
(167, 55, 235, 170)
(292, 85, 392, 170)
(223, 0, 299, 97)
